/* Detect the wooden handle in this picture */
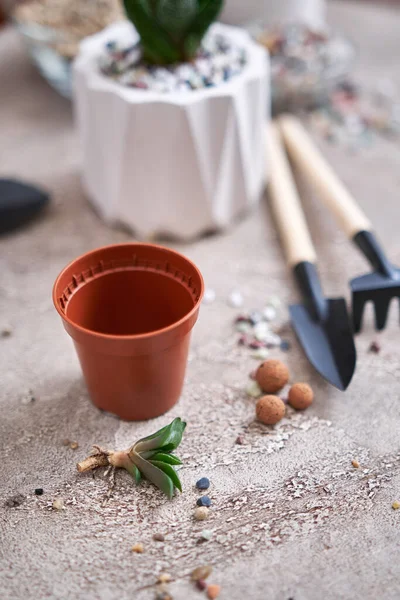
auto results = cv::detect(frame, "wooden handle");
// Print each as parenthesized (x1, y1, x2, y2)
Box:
(267, 122, 317, 267)
(278, 115, 372, 238)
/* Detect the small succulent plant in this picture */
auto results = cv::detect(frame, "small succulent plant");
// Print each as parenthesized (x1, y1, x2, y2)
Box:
(77, 418, 186, 499)
(123, 0, 224, 64)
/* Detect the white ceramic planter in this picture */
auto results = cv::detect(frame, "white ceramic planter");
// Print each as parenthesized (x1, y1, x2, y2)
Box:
(221, 0, 326, 29)
(73, 21, 270, 240)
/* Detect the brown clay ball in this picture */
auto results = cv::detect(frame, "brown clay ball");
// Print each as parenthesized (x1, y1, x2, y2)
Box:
(288, 383, 314, 410)
(256, 359, 289, 393)
(256, 395, 286, 425)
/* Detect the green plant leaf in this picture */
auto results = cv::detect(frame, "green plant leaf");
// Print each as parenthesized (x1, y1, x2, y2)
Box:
(131, 451, 175, 499)
(124, 461, 142, 484)
(189, 0, 223, 42)
(156, 0, 198, 36)
(123, 0, 181, 64)
(149, 460, 182, 492)
(146, 452, 182, 465)
(133, 418, 186, 454)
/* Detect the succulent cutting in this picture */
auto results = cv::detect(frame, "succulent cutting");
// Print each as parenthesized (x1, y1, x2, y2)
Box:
(123, 0, 224, 64)
(77, 417, 186, 499)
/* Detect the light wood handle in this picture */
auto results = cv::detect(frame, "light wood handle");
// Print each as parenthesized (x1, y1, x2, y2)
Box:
(278, 115, 372, 238)
(267, 122, 317, 267)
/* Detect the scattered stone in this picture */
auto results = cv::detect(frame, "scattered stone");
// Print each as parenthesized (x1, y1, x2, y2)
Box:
(197, 496, 212, 507)
(194, 507, 210, 521)
(251, 347, 269, 360)
(69, 441, 79, 450)
(368, 341, 381, 354)
(52, 498, 65, 510)
(5, 494, 25, 508)
(235, 434, 245, 445)
(256, 395, 286, 425)
(100, 29, 248, 93)
(196, 477, 210, 490)
(153, 533, 165, 542)
(246, 381, 262, 398)
(249, 310, 263, 325)
(157, 573, 172, 584)
(228, 290, 244, 308)
(352, 459, 360, 469)
(196, 580, 208, 591)
(34, 488, 44, 496)
(131, 543, 144, 553)
(191, 565, 212, 581)
(256, 359, 289, 393)
(62, 438, 70, 446)
(203, 288, 216, 305)
(262, 306, 276, 321)
(288, 383, 314, 410)
(391, 500, 400, 510)
(21, 389, 36, 405)
(1, 328, 12, 338)
(235, 321, 252, 334)
(280, 339, 291, 352)
(207, 584, 221, 599)
(155, 592, 173, 600)
(200, 529, 213, 541)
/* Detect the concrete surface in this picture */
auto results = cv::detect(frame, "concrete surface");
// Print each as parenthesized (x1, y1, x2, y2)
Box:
(1, 2, 400, 599)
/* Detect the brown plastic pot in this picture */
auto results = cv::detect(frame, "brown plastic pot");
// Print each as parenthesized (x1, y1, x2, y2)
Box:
(53, 243, 204, 420)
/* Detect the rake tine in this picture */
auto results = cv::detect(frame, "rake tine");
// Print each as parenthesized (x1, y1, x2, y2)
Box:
(352, 293, 366, 333)
(374, 297, 391, 330)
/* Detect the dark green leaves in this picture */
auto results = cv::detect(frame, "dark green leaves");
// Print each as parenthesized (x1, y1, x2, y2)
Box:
(127, 418, 186, 499)
(133, 418, 186, 453)
(123, 0, 224, 64)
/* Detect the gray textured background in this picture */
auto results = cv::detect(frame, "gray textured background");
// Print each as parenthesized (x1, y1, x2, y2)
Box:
(1, 2, 400, 599)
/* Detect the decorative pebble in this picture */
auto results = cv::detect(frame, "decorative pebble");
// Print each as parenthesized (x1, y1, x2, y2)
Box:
(392, 501, 400, 510)
(200, 529, 213, 541)
(62, 439, 70, 446)
(21, 389, 36, 405)
(157, 573, 172, 584)
(236, 321, 253, 335)
(191, 565, 212, 581)
(194, 507, 209, 521)
(228, 290, 244, 308)
(1, 328, 12, 338)
(196, 580, 208, 591)
(280, 339, 291, 352)
(288, 383, 314, 410)
(203, 288, 216, 305)
(368, 341, 381, 354)
(251, 348, 269, 360)
(4, 494, 25, 508)
(351, 459, 360, 469)
(253, 321, 271, 342)
(196, 477, 210, 490)
(249, 310, 263, 325)
(246, 381, 262, 398)
(131, 543, 144, 553)
(197, 496, 212, 507)
(153, 533, 165, 542)
(235, 434, 245, 445)
(101, 29, 247, 93)
(34, 488, 44, 496)
(262, 306, 277, 321)
(69, 441, 79, 450)
(256, 395, 286, 425)
(256, 359, 289, 393)
(52, 498, 65, 510)
(155, 592, 172, 600)
(207, 584, 221, 599)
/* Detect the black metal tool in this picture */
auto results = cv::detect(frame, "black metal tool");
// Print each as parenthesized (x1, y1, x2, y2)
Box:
(267, 124, 356, 390)
(279, 115, 400, 333)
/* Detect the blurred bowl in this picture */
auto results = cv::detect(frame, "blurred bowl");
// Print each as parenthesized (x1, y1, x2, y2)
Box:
(249, 22, 355, 113)
(14, 18, 73, 98)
